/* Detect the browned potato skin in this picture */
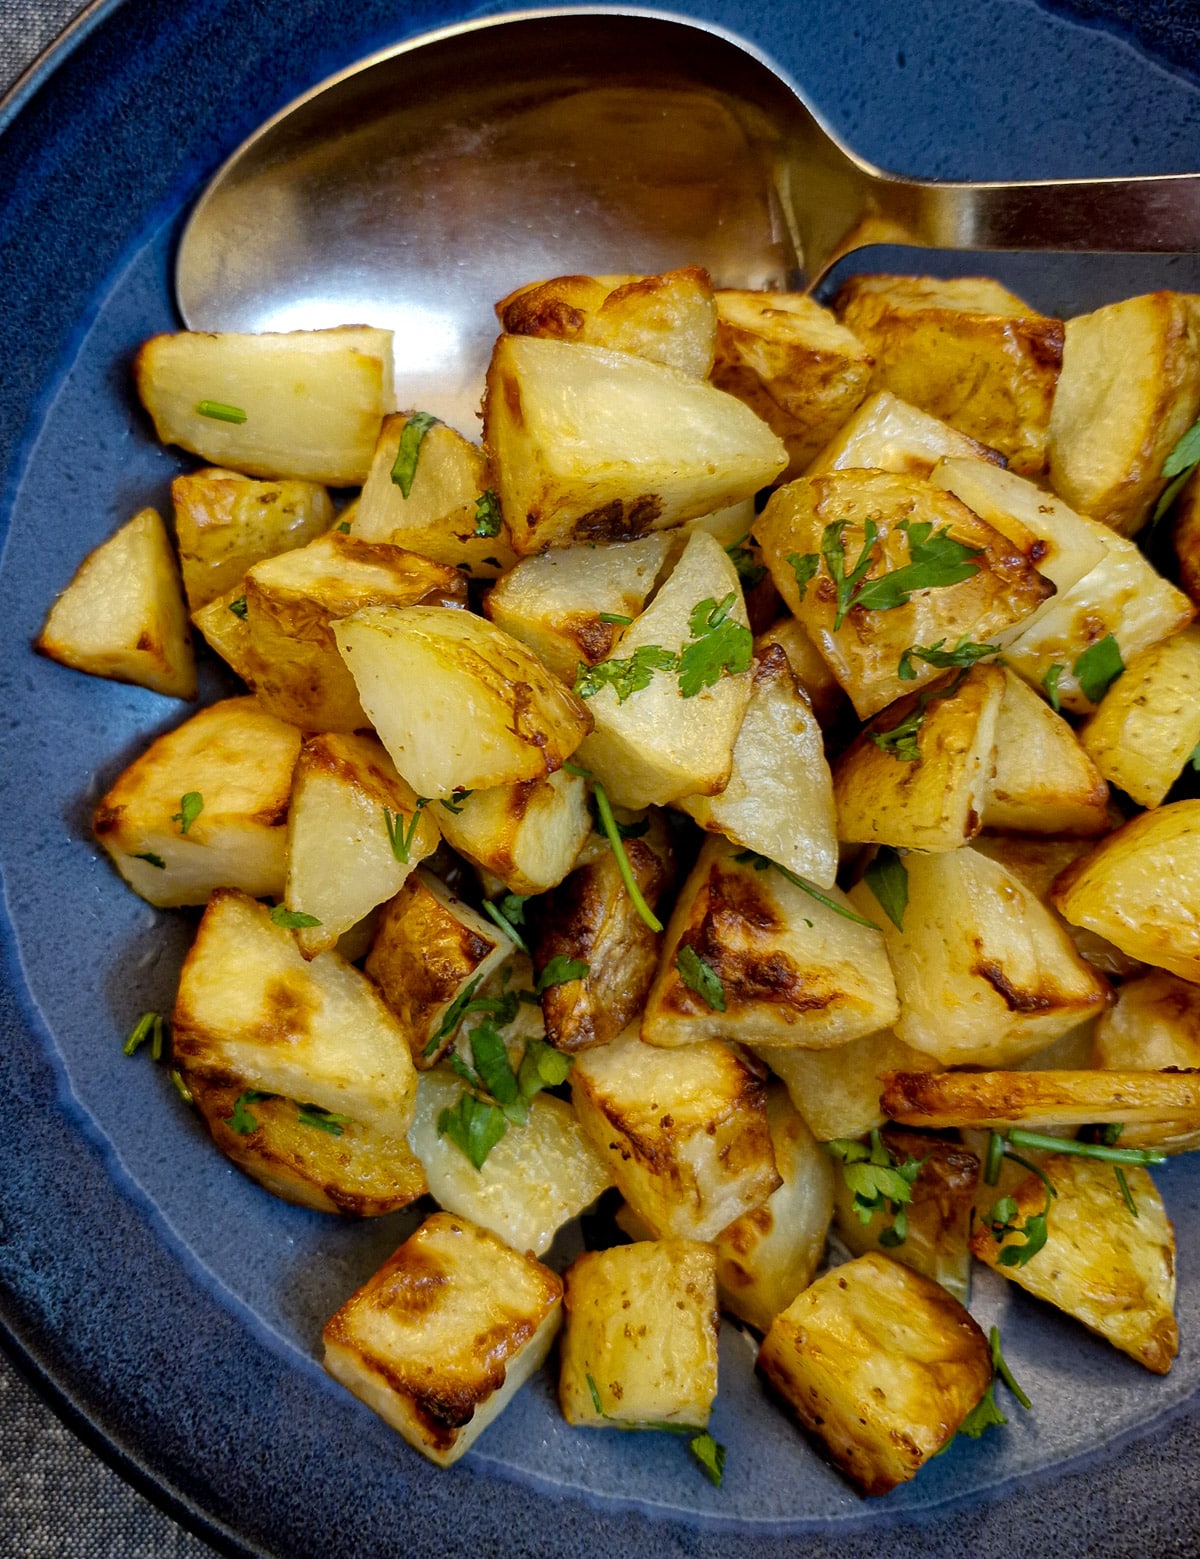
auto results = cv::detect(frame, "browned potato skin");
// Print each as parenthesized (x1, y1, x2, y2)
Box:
(1172, 467, 1200, 602)
(1093, 970, 1200, 1151)
(1078, 626, 1200, 809)
(531, 817, 674, 1053)
(834, 273, 1063, 476)
(757, 1252, 992, 1496)
(188, 1073, 427, 1217)
(881, 1067, 1200, 1131)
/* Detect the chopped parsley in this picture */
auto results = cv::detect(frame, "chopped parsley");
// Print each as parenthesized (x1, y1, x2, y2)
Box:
(195, 400, 246, 424)
(437, 1091, 509, 1170)
(677, 593, 754, 697)
(1152, 414, 1200, 525)
(726, 533, 766, 589)
(826, 1130, 927, 1246)
(787, 518, 982, 630)
(169, 1068, 194, 1105)
(225, 1089, 269, 1134)
(536, 955, 590, 994)
(862, 847, 908, 931)
(133, 851, 166, 870)
(295, 1103, 350, 1135)
(1074, 633, 1125, 704)
(675, 945, 726, 1012)
(957, 1326, 1031, 1440)
(172, 791, 203, 835)
(482, 896, 529, 954)
(227, 595, 248, 619)
(584, 1375, 726, 1487)
(473, 488, 502, 537)
(422, 978, 533, 1059)
(897, 635, 998, 681)
(1042, 662, 1064, 712)
(732, 849, 880, 930)
(384, 799, 431, 864)
(270, 905, 322, 929)
(574, 644, 678, 703)
(336, 520, 351, 534)
(438, 790, 473, 815)
(389, 411, 439, 499)
(439, 1021, 574, 1166)
(868, 669, 968, 763)
(592, 778, 663, 932)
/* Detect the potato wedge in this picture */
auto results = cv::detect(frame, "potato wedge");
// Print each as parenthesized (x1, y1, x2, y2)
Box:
(881, 1067, 1200, 1131)
(483, 334, 786, 553)
(982, 667, 1109, 834)
(753, 616, 844, 727)
(434, 769, 591, 897)
(188, 1073, 426, 1216)
(559, 1240, 719, 1428)
(37, 507, 196, 699)
(711, 289, 874, 477)
(92, 695, 299, 907)
(1048, 290, 1200, 536)
(755, 1029, 938, 1142)
(969, 1155, 1178, 1373)
(1094, 970, 1200, 1151)
(643, 836, 899, 1050)
(806, 389, 1004, 478)
(571, 1025, 780, 1242)
(757, 1252, 991, 1495)
(323, 1212, 562, 1466)
(1079, 626, 1200, 808)
(190, 583, 257, 682)
(833, 664, 1004, 851)
(173, 889, 418, 1137)
(1052, 801, 1200, 980)
(678, 642, 838, 885)
(834, 273, 1063, 475)
(171, 467, 333, 610)
(335, 605, 591, 796)
(135, 326, 394, 484)
(755, 469, 1053, 718)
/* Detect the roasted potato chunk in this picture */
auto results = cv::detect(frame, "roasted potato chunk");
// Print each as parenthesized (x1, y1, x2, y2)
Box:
(335, 605, 591, 796)
(91, 695, 299, 907)
(559, 1240, 719, 1429)
(849, 846, 1109, 1067)
(1048, 290, 1200, 536)
(36, 507, 196, 699)
(643, 836, 898, 1050)
(834, 273, 1063, 476)
(323, 1213, 562, 1466)
(756, 1029, 938, 1142)
(408, 1069, 612, 1255)
(755, 469, 1053, 718)
(434, 769, 591, 897)
(807, 389, 1004, 478)
(188, 1073, 426, 1216)
(135, 326, 394, 485)
(1052, 801, 1200, 980)
(571, 1025, 779, 1242)
(1171, 466, 1200, 602)
(711, 289, 874, 477)
(172, 889, 418, 1136)
(881, 1066, 1200, 1132)
(969, 1155, 1178, 1373)
(350, 413, 517, 578)
(1093, 970, 1200, 1151)
(679, 642, 838, 886)
(190, 582, 257, 682)
(754, 615, 844, 727)
(171, 467, 333, 610)
(1079, 626, 1200, 808)
(833, 664, 1004, 851)
(483, 334, 786, 553)
(757, 1252, 992, 1495)
(983, 668, 1109, 834)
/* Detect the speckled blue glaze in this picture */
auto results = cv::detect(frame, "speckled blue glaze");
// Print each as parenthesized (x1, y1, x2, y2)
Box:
(3, 3, 1200, 1556)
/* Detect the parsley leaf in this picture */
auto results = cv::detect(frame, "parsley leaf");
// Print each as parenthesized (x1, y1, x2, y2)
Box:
(196, 400, 246, 424)
(296, 1102, 350, 1135)
(574, 645, 678, 702)
(957, 1382, 1008, 1439)
(172, 791, 203, 835)
(422, 974, 528, 1059)
(726, 533, 766, 589)
(785, 551, 820, 595)
(1042, 662, 1064, 712)
(822, 520, 880, 629)
(225, 1090, 270, 1134)
(1152, 415, 1200, 525)
(336, 520, 351, 534)
(517, 1037, 573, 1099)
(675, 946, 726, 1012)
(384, 799, 431, 864)
(437, 1092, 509, 1170)
(473, 488, 502, 537)
(1074, 633, 1125, 704)
(815, 516, 983, 629)
(897, 635, 998, 681)
(270, 905, 322, 929)
(868, 669, 968, 763)
(227, 595, 248, 619)
(677, 594, 753, 697)
(584, 1375, 726, 1487)
(464, 1020, 528, 1124)
(133, 851, 166, 870)
(482, 897, 529, 953)
(862, 847, 908, 931)
(826, 1130, 926, 1246)
(390, 411, 439, 498)
(732, 849, 880, 930)
(536, 955, 590, 994)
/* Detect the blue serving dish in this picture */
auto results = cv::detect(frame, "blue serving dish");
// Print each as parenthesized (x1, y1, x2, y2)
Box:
(2, 3, 1200, 1554)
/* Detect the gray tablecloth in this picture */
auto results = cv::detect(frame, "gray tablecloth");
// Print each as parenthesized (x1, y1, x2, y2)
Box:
(1, 9, 214, 1553)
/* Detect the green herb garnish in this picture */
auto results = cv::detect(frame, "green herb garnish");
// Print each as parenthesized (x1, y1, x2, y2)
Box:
(482, 898, 529, 954)
(785, 550, 820, 595)
(536, 955, 590, 994)
(172, 791, 203, 835)
(677, 593, 754, 697)
(390, 411, 439, 499)
(598, 612, 633, 625)
(1042, 662, 1064, 712)
(123, 1011, 160, 1057)
(437, 1091, 509, 1169)
(439, 790, 472, 815)
(726, 533, 766, 589)
(473, 488, 502, 537)
(732, 849, 880, 930)
(593, 779, 662, 932)
(196, 400, 246, 424)
(583, 1375, 726, 1487)
(227, 596, 248, 619)
(862, 846, 908, 931)
(384, 799, 430, 864)
(826, 1130, 926, 1246)
(957, 1326, 1031, 1440)
(269, 906, 322, 929)
(1151, 415, 1200, 525)
(170, 1068, 194, 1105)
(574, 645, 679, 703)
(336, 520, 351, 534)
(225, 1090, 269, 1134)
(796, 517, 982, 631)
(1074, 633, 1125, 705)
(675, 945, 726, 1012)
(868, 669, 968, 763)
(897, 635, 998, 681)
(133, 851, 166, 870)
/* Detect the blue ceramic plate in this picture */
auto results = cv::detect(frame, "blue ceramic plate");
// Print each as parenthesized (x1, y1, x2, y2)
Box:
(3, 3, 1200, 1555)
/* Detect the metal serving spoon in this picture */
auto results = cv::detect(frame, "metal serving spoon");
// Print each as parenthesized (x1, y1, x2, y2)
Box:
(176, 6, 1200, 433)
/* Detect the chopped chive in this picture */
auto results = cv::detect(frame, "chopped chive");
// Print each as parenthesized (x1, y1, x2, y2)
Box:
(593, 780, 662, 933)
(196, 400, 247, 424)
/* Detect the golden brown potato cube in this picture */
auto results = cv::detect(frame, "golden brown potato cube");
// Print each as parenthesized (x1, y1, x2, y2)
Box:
(483, 334, 786, 553)
(970, 1154, 1178, 1373)
(1171, 467, 1200, 601)
(92, 695, 299, 907)
(532, 816, 673, 1053)
(983, 668, 1109, 834)
(408, 1069, 612, 1255)
(881, 1066, 1200, 1132)
(188, 1073, 426, 1217)
(171, 467, 334, 610)
(364, 868, 514, 1067)
(807, 389, 1004, 478)
(832, 1130, 979, 1305)
(714, 1087, 835, 1332)
(643, 836, 898, 1051)
(559, 1240, 719, 1428)
(753, 616, 844, 727)
(1048, 291, 1200, 536)
(711, 290, 874, 477)
(571, 1025, 779, 1242)
(1052, 800, 1200, 980)
(499, 267, 718, 378)
(757, 1252, 992, 1495)
(191, 583, 257, 683)
(284, 732, 440, 957)
(834, 273, 1063, 476)
(850, 846, 1109, 1067)
(173, 889, 418, 1136)
(37, 507, 196, 699)
(755, 1029, 939, 1142)
(135, 326, 393, 485)
(755, 469, 1053, 719)
(335, 604, 591, 796)
(435, 769, 591, 897)
(323, 1212, 562, 1466)
(1094, 970, 1200, 1151)
(483, 533, 672, 683)
(679, 642, 838, 886)
(574, 529, 754, 808)
(1079, 627, 1200, 808)
(834, 664, 1004, 851)
(351, 413, 516, 578)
